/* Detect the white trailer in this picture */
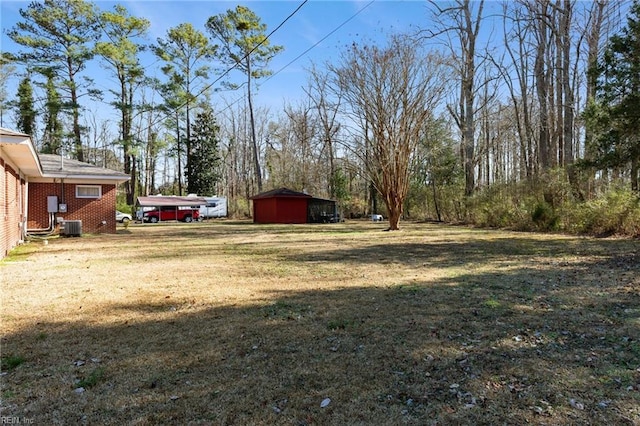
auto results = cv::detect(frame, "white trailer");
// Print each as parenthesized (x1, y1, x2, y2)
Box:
(198, 197, 228, 219)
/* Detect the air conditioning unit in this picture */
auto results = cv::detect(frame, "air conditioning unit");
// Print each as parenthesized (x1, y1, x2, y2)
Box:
(61, 220, 82, 237)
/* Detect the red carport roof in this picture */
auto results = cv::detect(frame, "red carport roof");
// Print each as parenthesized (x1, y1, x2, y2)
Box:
(137, 196, 207, 207)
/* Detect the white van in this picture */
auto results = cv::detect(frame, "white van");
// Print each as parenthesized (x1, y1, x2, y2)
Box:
(198, 197, 228, 219)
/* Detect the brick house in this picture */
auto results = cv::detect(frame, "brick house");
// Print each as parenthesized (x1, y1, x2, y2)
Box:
(1, 128, 130, 257)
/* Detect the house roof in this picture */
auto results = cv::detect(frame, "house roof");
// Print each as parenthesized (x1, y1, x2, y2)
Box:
(0, 127, 42, 176)
(250, 187, 312, 200)
(137, 195, 207, 207)
(1, 127, 130, 183)
(38, 154, 130, 182)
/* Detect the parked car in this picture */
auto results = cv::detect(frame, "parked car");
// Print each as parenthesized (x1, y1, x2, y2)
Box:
(142, 206, 199, 223)
(116, 210, 132, 223)
(371, 214, 383, 221)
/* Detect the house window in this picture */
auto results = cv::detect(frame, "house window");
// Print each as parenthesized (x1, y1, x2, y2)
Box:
(76, 185, 101, 199)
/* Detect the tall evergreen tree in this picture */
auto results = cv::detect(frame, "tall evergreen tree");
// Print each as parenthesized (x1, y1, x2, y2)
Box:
(41, 70, 64, 154)
(15, 75, 36, 136)
(586, 0, 640, 192)
(152, 23, 215, 195)
(206, 6, 283, 192)
(8, 0, 100, 161)
(96, 4, 150, 205)
(187, 106, 222, 195)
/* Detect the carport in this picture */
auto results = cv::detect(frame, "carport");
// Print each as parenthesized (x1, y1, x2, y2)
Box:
(136, 195, 206, 222)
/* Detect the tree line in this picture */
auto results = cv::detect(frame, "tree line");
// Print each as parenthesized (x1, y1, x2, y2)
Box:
(1, 0, 638, 234)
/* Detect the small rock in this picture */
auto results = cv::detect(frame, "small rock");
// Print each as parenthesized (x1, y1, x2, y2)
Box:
(320, 397, 331, 408)
(569, 398, 584, 410)
(74, 387, 85, 394)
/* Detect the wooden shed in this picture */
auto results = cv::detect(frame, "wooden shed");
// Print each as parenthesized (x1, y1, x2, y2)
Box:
(250, 187, 337, 224)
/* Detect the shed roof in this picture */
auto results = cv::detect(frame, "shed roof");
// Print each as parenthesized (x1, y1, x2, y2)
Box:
(250, 187, 312, 200)
(137, 195, 207, 207)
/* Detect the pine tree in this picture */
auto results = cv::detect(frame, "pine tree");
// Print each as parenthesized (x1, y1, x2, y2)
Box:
(96, 4, 150, 205)
(41, 70, 64, 155)
(152, 23, 215, 195)
(187, 107, 222, 196)
(8, 0, 100, 161)
(15, 75, 36, 136)
(586, 0, 640, 191)
(206, 6, 283, 192)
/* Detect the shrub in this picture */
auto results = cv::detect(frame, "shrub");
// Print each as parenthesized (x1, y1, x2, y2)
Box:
(575, 187, 640, 236)
(530, 201, 559, 231)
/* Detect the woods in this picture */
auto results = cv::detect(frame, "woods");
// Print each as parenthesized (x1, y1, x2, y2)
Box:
(1, 0, 639, 234)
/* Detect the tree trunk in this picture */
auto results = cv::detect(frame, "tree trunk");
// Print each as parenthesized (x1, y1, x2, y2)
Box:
(535, 6, 552, 172)
(632, 157, 639, 193)
(246, 57, 262, 192)
(385, 192, 402, 231)
(584, 0, 606, 198)
(176, 112, 183, 195)
(432, 178, 442, 222)
(71, 83, 83, 162)
(562, 0, 574, 167)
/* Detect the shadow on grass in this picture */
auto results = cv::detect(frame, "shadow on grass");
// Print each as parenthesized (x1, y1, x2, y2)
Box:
(119, 221, 639, 268)
(3, 253, 639, 425)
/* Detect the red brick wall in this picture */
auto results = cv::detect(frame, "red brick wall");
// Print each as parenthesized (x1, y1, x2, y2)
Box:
(2, 158, 26, 257)
(28, 182, 117, 234)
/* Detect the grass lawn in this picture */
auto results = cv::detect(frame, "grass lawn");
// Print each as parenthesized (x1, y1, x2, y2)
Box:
(1, 220, 639, 425)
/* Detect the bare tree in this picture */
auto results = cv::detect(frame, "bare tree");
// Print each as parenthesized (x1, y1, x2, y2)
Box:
(428, 0, 485, 196)
(305, 64, 343, 198)
(499, 1, 537, 180)
(330, 35, 446, 230)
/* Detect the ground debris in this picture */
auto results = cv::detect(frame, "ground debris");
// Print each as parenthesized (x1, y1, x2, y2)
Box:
(569, 398, 585, 410)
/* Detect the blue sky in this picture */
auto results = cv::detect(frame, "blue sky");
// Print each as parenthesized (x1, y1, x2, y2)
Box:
(1, 0, 434, 122)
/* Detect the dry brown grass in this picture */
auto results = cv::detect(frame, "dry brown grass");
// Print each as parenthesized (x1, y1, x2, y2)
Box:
(1, 220, 639, 425)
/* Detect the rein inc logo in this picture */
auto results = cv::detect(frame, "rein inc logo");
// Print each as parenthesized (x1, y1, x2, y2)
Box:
(0, 417, 34, 424)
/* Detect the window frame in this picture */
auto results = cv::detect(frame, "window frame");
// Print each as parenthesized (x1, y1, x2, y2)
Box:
(75, 184, 102, 199)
